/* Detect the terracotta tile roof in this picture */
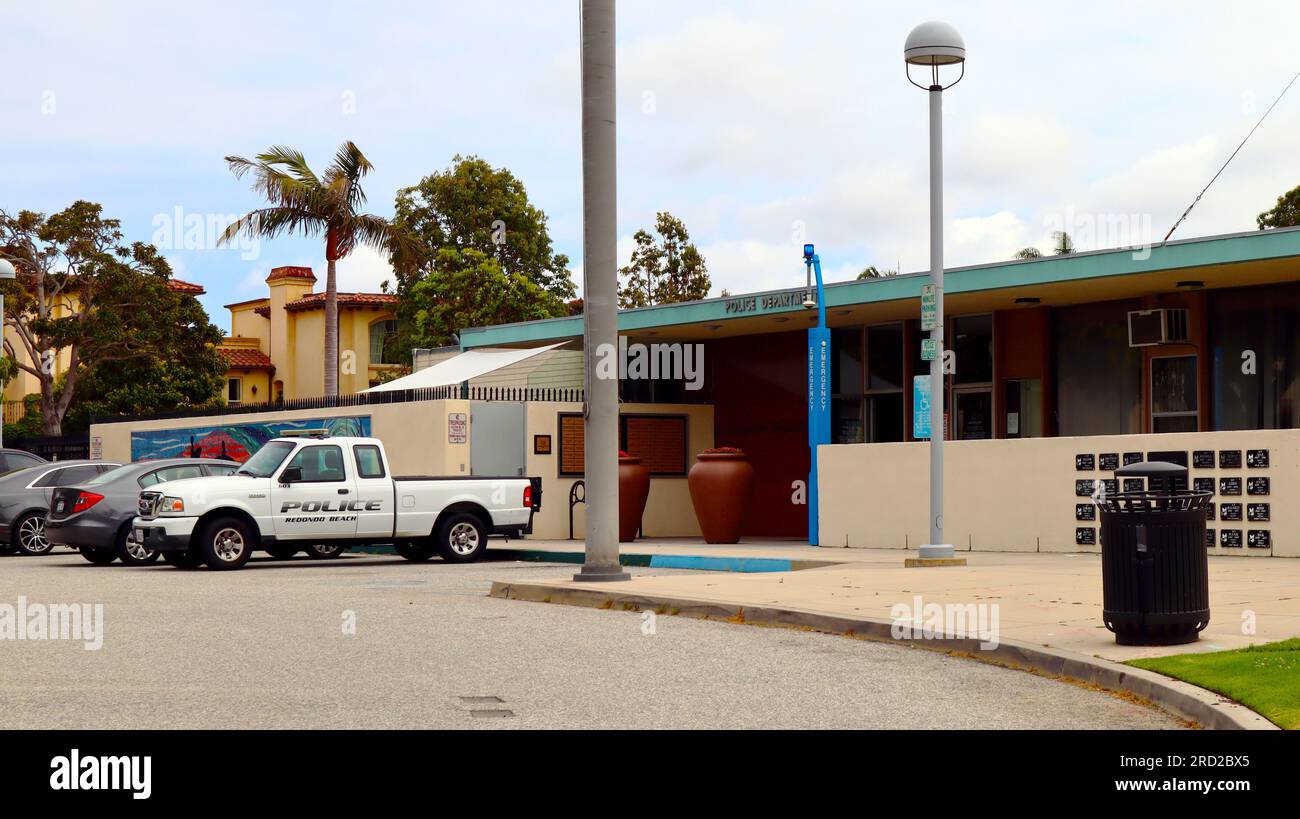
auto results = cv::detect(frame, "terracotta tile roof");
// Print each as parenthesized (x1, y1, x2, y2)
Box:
(254, 305, 271, 318)
(283, 292, 398, 312)
(219, 347, 275, 370)
(167, 278, 206, 295)
(266, 266, 317, 283)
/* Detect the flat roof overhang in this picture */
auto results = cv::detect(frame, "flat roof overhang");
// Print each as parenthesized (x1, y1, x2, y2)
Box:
(459, 226, 1300, 349)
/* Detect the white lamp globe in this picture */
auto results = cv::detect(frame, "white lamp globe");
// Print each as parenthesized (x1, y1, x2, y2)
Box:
(904, 21, 966, 66)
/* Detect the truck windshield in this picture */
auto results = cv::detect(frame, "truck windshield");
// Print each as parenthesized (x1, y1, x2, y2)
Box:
(235, 441, 296, 477)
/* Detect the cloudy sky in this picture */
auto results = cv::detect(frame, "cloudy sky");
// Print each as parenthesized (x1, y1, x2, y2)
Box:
(4, 0, 1300, 330)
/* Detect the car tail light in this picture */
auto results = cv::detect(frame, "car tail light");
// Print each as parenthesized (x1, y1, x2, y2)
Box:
(71, 492, 104, 513)
(523, 485, 533, 508)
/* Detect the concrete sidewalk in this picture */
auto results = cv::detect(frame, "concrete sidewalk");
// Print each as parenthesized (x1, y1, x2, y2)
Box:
(491, 540, 1299, 662)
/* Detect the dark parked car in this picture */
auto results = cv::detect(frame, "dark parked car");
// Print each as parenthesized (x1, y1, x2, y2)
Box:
(0, 448, 47, 475)
(0, 460, 123, 555)
(46, 458, 238, 565)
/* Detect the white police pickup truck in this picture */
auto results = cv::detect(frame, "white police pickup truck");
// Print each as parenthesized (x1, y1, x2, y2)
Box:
(131, 435, 540, 570)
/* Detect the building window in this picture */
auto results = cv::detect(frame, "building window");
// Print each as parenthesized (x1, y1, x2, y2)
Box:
(1054, 300, 1143, 436)
(369, 319, 401, 365)
(1210, 283, 1300, 430)
(831, 323, 904, 443)
(1151, 355, 1198, 433)
(227, 378, 242, 405)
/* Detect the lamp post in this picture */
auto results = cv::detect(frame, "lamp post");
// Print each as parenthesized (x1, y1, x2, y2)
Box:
(0, 259, 14, 449)
(574, 0, 629, 582)
(905, 21, 965, 561)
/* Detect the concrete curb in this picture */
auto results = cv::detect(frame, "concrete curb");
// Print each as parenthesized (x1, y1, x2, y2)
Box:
(488, 579, 1278, 731)
(349, 545, 840, 572)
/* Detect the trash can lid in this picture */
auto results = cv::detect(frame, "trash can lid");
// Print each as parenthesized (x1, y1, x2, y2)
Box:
(1115, 460, 1188, 479)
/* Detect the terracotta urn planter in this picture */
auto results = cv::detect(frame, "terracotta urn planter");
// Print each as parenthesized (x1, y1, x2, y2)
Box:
(618, 452, 651, 542)
(688, 447, 754, 544)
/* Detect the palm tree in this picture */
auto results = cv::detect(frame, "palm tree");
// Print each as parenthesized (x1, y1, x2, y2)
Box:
(220, 142, 409, 397)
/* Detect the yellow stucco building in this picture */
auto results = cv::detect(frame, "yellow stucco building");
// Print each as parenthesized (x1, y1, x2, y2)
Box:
(220, 266, 402, 405)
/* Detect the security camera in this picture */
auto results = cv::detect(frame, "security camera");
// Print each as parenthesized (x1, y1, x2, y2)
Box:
(802, 297, 817, 310)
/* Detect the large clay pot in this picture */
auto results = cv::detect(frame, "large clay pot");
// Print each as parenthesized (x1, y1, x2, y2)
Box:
(688, 449, 754, 544)
(618, 454, 651, 542)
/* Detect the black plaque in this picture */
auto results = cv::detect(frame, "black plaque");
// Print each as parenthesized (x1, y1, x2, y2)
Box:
(1247, 503, 1270, 522)
(1098, 453, 1120, 471)
(1219, 477, 1242, 496)
(1247, 477, 1270, 496)
(1205, 529, 1216, 548)
(1220, 503, 1243, 522)
(1075, 504, 1095, 522)
(1123, 478, 1144, 493)
(1101, 479, 1118, 496)
(1075, 527, 1096, 546)
(1192, 450, 1215, 469)
(1219, 450, 1242, 469)
(1247, 449, 1270, 469)
(1248, 530, 1271, 549)
(1220, 529, 1243, 548)
(1075, 480, 1095, 497)
(1193, 477, 1215, 494)
(1075, 454, 1095, 471)
(1207, 504, 1216, 521)
(1123, 452, 1143, 466)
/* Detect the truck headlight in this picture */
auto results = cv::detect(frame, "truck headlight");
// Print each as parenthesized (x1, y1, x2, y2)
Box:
(159, 496, 185, 513)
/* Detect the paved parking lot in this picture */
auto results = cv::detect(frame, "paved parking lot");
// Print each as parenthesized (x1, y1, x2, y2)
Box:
(0, 551, 1184, 729)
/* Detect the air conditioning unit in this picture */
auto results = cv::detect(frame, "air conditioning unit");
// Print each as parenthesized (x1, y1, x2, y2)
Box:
(1128, 308, 1190, 347)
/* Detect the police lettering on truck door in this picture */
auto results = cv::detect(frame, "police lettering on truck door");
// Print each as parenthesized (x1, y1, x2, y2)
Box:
(271, 444, 359, 539)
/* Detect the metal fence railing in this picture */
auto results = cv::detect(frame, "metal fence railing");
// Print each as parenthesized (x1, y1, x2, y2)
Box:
(88, 385, 585, 426)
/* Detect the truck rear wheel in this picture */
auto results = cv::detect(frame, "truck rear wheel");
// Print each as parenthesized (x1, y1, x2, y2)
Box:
(395, 540, 435, 562)
(435, 513, 488, 564)
(196, 517, 254, 571)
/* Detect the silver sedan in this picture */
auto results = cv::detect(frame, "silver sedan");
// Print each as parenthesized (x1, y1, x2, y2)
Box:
(0, 460, 122, 556)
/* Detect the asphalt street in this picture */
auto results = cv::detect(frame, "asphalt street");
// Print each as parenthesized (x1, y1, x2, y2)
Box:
(0, 551, 1185, 729)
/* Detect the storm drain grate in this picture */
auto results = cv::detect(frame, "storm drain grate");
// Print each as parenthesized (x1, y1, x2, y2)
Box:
(469, 709, 515, 719)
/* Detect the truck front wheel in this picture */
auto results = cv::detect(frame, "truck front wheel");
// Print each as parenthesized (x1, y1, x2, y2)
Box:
(197, 517, 254, 570)
(435, 513, 487, 564)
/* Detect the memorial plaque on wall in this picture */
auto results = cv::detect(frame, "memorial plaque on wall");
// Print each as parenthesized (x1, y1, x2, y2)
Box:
(1101, 479, 1118, 496)
(1075, 527, 1096, 546)
(1220, 529, 1243, 548)
(1124, 452, 1143, 466)
(1219, 450, 1242, 469)
(1220, 503, 1243, 522)
(1075, 504, 1095, 522)
(1099, 453, 1119, 471)
(1075, 454, 1095, 471)
(1248, 530, 1271, 549)
(1123, 478, 1144, 493)
(1247, 477, 1270, 496)
(1247, 449, 1270, 468)
(1075, 480, 1095, 497)
(1192, 450, 1215, 469)
(1207, 504, 1216, 521)
(1219, 477, 1242, 496)
(1248, 503, 1270, 522)
(1205, 529, 1216, 548)
(1193, 477, 1215, 494)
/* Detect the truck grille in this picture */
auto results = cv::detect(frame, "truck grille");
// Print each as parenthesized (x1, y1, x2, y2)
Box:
(138, 491, 162, 519)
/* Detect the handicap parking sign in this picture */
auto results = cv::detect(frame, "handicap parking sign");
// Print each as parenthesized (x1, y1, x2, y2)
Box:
(913, 375, 931, 439)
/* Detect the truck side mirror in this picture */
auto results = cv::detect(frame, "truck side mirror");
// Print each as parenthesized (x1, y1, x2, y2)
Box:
(280, 466, 302, 484)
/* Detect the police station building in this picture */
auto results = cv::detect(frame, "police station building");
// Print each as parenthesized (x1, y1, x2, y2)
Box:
(458, 227, 1300, 557)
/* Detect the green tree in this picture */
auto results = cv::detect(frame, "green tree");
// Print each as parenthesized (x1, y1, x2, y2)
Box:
(1258, 184, 1300, 229)
(857, 265, 897, 279)
(401, 248, 566, 349)
(220, 142, 411, 397)
(1, 202, 225, 434)
(1051, 230, 1075, 255)
(1014, 246, 1043, 259)
(392, 155, 576, 301)
(618, 212, 710, 308)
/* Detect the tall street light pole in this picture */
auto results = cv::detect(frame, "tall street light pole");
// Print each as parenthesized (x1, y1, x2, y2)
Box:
(905, 21, 965, 562)
(575, 0, 629, 582)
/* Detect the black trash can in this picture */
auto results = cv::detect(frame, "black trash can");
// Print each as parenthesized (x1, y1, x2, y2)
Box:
(1097, 461, 1211, 646)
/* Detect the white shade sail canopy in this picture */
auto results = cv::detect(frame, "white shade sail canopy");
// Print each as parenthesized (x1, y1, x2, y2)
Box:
(362, 342, 567, 393)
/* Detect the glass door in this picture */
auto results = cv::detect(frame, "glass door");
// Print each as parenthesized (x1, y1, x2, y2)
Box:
(953, 387, 993, 440)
